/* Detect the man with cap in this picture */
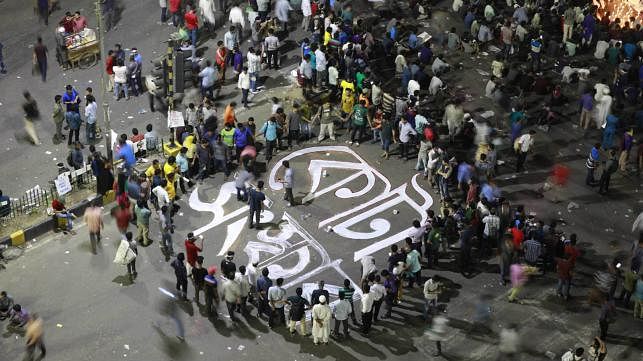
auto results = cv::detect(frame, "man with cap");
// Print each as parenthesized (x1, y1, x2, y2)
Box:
(312, 295, 331, 345)
(221, 251, 237, 279)
(204, 266, 220, 316)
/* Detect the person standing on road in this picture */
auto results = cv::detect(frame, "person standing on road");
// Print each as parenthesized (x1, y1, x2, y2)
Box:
(256, 267, 273, 319)
(287, 287, 310, 336)
(84, 94, 97, 144)
(312, 295, 331, 345)
(332, 291, 351, 339)
(23, 312, 46, 361)
(204, 266, 220, 316)
(169, 0, 182, 27)
(171, 253, 189, 300)
(221, 273, 242, 320)
(184, 5, 198, 46)
(340, 279, 359, 326)
(278, 160, 295, 207)
(259, 117, 280, 162)
(598, 149, 618, 195)
(124, 232, 138, 279)
(360, 285, 374, 336)
(268, 277, 287, 328)
(191, 256, 207, 303)
(84, 200, 103, 254)
(515, 130, 536, 172)
(238, 66, 251, 108)
(247, 180, 265, 229)
(135, 200, 152, 246)
(33, 37, 47, 82)
(235, 266, 251, 314)
(184, 233, 203, 269)
(21, 91, 41, 145)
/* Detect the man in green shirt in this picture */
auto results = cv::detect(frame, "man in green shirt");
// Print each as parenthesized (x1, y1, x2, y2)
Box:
(52, 95, 65, 143)
(219, 123, 235, 162)
(346, 100, 367, 146)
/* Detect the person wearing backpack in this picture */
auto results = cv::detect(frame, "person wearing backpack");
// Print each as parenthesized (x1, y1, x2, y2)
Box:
(598, 149, 618, 195)
(287, 287, 310, 336)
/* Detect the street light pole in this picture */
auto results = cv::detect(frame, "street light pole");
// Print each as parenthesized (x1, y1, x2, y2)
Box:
(94, 1, 112, 162)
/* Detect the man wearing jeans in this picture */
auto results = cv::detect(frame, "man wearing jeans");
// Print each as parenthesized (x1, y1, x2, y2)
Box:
(263, 29, 280, 69)
(423, 276, 440, 322)
(247, 48, 261, 93)
(268, 278, 287, 328)
(184, 6, 198, 46)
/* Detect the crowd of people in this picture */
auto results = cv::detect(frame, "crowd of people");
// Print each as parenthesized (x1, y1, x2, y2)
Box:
(3, 0, 643, 359)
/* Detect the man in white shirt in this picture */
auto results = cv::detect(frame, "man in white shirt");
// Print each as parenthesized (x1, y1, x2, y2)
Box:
(370, 276, 386, 323)
(482, 208, 500, 257)
(221, 274, 242, 320)
(407, 78, 420, 98)
(431, 54, 449, 76)
(223, 26, 238, 66)
(423, 276, 441, 321)
(360, 285, 374, 335)
(246, 48, 261, 93)
(332, 291, 351, 338)
(237, 66, 251, 108)
(268, 277, 287, 328)
(263, 29, 280, 69)
(235, 265, 251, 314)
(428, 75, 444, 96)
(315, 46, 328, 88)
(443, 100, 464, 143)
(398, 118, 417, 160)
(516, 130, 536, 172)
(278, 160, 295, 207)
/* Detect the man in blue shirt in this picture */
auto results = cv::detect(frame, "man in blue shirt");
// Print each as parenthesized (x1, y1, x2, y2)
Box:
(62, 85, 81, 145)
(233, 123, 252, 162)
(116, 134, 136, 176)
(256, 266, 273, 319)
(198, 60, 216, 98)
(248, 181, 265, 229)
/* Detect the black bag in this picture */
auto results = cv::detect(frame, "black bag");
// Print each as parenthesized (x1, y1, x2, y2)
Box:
(66, 151, 74, 167)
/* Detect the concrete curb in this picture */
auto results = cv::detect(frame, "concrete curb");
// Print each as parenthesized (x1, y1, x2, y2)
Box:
(1, 195, 105, 247)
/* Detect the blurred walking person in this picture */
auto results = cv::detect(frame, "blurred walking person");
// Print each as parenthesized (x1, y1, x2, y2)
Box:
(83, 200, 103, 254)
(23, 313, 46, 361)
(22, 91, 41, 145)
(32, 37, 47, 82)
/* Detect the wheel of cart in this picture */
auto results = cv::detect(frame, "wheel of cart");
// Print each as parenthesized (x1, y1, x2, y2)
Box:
(78, 52, 97, 69)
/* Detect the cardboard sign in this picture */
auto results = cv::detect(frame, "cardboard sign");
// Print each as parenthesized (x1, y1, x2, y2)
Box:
(167, 110, 185, 129)
(54, 174, 72, 196)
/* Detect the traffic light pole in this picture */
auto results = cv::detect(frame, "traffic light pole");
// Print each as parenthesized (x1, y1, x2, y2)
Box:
(94, 1, 112, 164)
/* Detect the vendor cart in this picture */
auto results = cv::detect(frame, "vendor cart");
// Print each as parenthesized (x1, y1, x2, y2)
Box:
(55, 27, 99, 69)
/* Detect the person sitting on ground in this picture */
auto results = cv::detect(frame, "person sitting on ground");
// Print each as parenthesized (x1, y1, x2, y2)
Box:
(0, 291, 14, 320)
(9, 304, 30, 328)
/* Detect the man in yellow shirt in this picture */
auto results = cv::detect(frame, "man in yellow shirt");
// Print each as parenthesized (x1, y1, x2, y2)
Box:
(164, 156, 182, 198)
(341, 88, 355, 129)
(340, 78, 355, 95)
(145, 159, 161, 179)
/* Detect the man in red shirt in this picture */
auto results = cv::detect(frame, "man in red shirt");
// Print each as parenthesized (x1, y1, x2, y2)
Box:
(169, 0, 182, 27)
(184, 232, 203, 268)
(59, 12, 75, 34)
(215, 41, 227, 86)
(72, 11, 87, 33)
(510, 220, 524, 252)
(184, 6, 198, 47)
(112, 203, 132, 235)
(556, 255, 573, 300)
(105, 50, 115, 91)
(564, 234, 581, 268)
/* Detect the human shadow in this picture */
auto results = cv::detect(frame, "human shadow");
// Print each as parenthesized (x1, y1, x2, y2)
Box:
(151, 323, 195, 359)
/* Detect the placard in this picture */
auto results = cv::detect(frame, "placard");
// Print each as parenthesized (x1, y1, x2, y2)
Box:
(167, 110, 185, 129)
(54, 174, 72, 196)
